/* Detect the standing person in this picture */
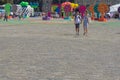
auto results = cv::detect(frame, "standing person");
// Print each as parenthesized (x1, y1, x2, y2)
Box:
(83, 12, 89, 36)
(3, 13, 8, 22)
(74, 11, 82, 35)
(18, 14, 22, 20)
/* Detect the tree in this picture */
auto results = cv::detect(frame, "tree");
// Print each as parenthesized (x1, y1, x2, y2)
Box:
(0, 0, 5, 5)
(2, 0, 13, 4)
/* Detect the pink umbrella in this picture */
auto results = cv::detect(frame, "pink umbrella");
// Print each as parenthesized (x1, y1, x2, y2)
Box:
(79, 5, 86, 18)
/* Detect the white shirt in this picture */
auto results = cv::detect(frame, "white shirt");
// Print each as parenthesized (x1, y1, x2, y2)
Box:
(74, 15, 81, 24)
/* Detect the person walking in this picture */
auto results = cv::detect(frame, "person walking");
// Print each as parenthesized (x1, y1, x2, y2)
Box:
(3, 13, 8, 22)
(74, 12, 82, 35)
(83, 12, 89, 36)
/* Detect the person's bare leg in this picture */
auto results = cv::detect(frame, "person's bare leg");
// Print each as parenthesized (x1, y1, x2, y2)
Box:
(85, 28, 88, 36)
(83, 26, 86, 35)
(75, 28, 77, 35)
(77, 28, 79, 35)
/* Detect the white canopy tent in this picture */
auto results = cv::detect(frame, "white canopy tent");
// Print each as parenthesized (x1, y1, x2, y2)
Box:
(109, 3, 120, 13)
(106, 4, 120, 18)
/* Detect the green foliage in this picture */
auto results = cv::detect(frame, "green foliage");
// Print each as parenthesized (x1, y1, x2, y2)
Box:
(30, 2, 39, 8)
(0, 1, 5, 5)
(20, 1, 29, 7)
(4, 3, 12, 16)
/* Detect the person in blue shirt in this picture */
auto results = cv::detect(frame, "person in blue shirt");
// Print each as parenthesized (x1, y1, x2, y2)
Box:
(83, 12, 89, 36)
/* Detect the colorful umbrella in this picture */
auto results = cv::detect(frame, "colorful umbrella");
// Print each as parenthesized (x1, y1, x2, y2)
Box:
(20, 1, 29, 7)
(4, 3, 12, 16)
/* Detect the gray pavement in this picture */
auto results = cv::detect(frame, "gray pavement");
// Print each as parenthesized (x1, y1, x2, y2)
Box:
(0, 18, 120, 80)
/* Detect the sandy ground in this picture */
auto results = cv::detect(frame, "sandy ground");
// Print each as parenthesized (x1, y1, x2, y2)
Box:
(0, 18, 120, 80)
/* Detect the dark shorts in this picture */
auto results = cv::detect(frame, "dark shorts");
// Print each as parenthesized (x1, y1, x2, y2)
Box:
(75, 23, 80, 28)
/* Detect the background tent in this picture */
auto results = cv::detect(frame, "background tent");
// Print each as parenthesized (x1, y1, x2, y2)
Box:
(109, 4, 120, 12)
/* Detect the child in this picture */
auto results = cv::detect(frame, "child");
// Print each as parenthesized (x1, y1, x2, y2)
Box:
(74, 12, 82, 35)
(83, 12, 89, 36)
